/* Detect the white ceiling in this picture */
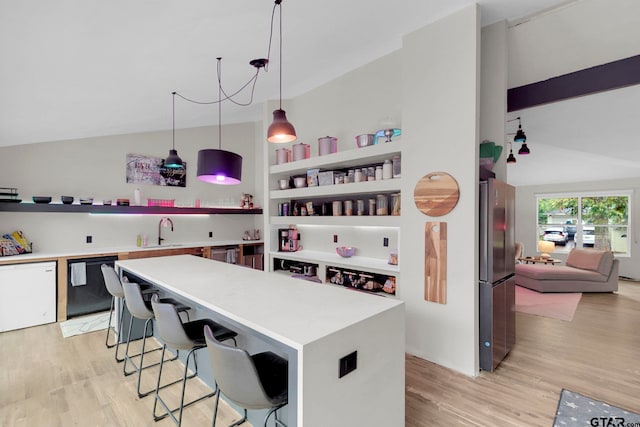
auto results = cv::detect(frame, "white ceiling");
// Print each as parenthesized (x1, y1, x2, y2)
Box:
(506, 83, 640, 186)
(3, 0, 635, 188)
(0, 0, 569, 148)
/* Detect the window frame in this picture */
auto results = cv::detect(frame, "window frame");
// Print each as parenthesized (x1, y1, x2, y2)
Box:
(535, 190, 631, 257)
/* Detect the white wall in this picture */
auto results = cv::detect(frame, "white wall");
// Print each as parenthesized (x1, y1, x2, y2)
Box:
(260, 5, 481, 376)
(401, 4, 480, 376)
(0, 123, 263, 251)
(515, 177, 640, 280)
(508, 0, 640, 88)
(480, 20, 508, 182)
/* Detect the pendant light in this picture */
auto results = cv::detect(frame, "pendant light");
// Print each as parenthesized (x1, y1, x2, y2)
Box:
(518, 142, 530, 155)
(197, 58, 243, 185)
(267, 0, 296, 143)
(506, 142, 517, 164)
(164, 92, 184, 169)
(513, 117, 527, 143)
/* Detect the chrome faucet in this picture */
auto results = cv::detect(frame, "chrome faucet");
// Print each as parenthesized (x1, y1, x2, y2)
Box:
(158, 217, 174, 245)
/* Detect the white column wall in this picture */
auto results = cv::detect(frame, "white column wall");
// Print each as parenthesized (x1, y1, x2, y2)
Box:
(400, 4, 481, 376)
(480, 20, 508, 182)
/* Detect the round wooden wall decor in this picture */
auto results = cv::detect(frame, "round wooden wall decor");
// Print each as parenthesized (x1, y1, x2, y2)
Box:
(413, 172, 460, 216)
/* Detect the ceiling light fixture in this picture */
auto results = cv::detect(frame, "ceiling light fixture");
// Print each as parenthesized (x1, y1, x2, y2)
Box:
(164, 92, 184, 169)
(197, 58, 243, 185)
(513, 117, 527, 143)
(267, 0, 296, 143)
(506, 142, 517, 164)
(507, 116, 531, 156)
(517, 142, 530, 155)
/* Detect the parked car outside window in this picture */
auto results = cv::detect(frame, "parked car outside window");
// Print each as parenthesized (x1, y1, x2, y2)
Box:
(543, 227, 569, 245)
(582, 226, 595, 247)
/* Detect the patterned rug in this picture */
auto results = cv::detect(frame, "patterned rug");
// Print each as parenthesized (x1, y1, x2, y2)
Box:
(59, 311, 111, 338)
(515, 285, 582, 321)
(554, 389, 640, 426)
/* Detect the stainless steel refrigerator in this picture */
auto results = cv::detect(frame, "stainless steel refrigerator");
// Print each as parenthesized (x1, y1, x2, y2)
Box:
(479, 178, 516, 372)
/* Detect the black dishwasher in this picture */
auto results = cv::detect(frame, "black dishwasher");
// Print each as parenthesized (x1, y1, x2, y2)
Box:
(67, 255, 118, 318)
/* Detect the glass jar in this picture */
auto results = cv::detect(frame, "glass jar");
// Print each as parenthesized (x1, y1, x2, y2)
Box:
(382, 159, 393, 179)
(367, 167, 376, 181)
(376, 194, 388, 215)
(368, 199, 376, 216)
(375, 165, 383, 181)
(344, 200, 353, 216)
(390, 193, 401, 216)
(392, 155, 401, 178)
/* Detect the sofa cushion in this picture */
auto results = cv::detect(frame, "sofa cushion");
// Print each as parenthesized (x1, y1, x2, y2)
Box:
(515, 264, 609, 282)
(566, 249, 613, 275)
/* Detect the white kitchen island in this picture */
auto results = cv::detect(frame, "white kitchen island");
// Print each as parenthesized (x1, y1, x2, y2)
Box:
(115, 255, 405, 427)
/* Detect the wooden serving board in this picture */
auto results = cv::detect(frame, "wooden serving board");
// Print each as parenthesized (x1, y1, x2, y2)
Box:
(425, 221, 447, 304)
(413, 172, 460, 217)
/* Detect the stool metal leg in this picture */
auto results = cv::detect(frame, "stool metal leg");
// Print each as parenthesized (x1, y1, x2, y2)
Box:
(153, 346, 216, 426)
(124, 318, 181, 398)
(113, 297, 126, 362)
(104, 296, 116, 348)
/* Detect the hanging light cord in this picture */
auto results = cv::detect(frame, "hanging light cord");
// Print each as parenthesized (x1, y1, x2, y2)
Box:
(171, 91, 176, 149)
(218, 58, 222, 150)
(276, 0, 282, 109)
(174, 67, 260, 107)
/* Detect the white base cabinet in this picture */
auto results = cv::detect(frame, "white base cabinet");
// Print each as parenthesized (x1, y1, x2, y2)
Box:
(0, 261, 56, 332)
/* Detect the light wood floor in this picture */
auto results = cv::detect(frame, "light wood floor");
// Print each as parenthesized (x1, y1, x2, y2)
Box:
(1, 281, 638, 426)
(406, 280, 640, 427)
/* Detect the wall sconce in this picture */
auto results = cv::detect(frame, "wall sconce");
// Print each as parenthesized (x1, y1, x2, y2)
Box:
(538, 240, 555, 258)
(267, 0, 297, 143)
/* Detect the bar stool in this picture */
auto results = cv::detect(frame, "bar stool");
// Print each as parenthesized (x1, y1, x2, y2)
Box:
(204, 325, 288, 427)
(121, 281, 190, 398)
(151, 294, 238, 427)
(102, 264, 136, 362)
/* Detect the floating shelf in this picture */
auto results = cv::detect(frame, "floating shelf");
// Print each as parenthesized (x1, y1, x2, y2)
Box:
(270, 215, 401, 226)
(0, 203, 263, 215)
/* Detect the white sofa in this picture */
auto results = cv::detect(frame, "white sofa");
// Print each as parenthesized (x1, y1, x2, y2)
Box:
(515, 248, 618, 293)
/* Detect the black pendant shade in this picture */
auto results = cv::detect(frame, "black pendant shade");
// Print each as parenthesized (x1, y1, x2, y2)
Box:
(196, 149, 242, 185)
(165, 92, 184, 169)
(514, 125, 527, 143)
(518, 142, 530, 155)
(506, 150, 517, 164)
(165, 149, 183, 169)
(267, 109, 296, 143)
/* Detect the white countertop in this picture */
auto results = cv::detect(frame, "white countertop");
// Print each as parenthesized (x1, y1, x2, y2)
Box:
(0, 239, 263, 263)
(116, 255, 404, 349)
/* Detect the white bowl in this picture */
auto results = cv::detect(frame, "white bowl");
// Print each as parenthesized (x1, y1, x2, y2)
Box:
(293, 177, 307, 188)
(278, 179, 290, 190)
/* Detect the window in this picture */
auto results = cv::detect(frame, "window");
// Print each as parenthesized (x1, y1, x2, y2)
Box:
(537, 192, 630, 256)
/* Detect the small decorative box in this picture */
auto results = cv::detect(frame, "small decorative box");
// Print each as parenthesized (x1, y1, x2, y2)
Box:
(317, 171, 334, 186)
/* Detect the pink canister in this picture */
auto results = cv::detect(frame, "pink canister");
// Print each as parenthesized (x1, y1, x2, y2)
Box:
(318, 136, 338, 156)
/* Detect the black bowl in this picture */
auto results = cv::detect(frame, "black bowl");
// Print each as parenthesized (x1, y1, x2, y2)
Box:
(33, 196, 52, 204)
(61, 196, 74, 204)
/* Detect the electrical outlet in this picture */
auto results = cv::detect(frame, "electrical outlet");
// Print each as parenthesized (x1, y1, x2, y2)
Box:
(86, 235, 92, 244)
(383, 237, 389, 247)
(333, 234, 338, 243)
(339, 351, 357, 378)
(208, 231, 213, 238)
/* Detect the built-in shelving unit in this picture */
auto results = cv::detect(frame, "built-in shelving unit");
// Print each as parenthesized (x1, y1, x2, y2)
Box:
(266, 139, 402, 293)
(0, 203, 262, 215)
